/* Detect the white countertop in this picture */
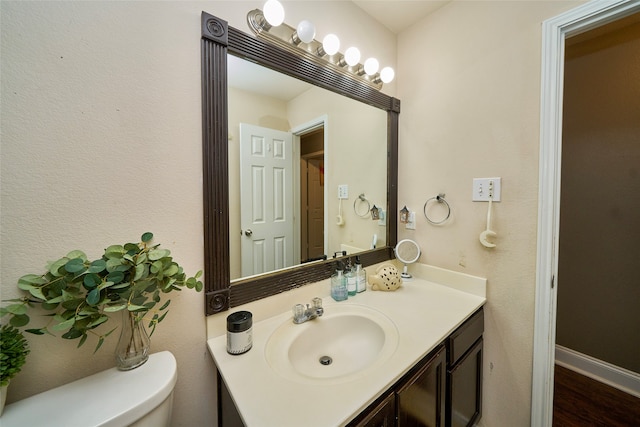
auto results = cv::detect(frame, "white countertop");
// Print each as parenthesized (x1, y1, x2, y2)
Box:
(207, 268, 486, 427)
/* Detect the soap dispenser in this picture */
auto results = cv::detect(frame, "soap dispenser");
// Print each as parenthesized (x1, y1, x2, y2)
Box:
(331, 261, 348, 301)
(346, 258, 357, 296)
(355, 256, 367, 293)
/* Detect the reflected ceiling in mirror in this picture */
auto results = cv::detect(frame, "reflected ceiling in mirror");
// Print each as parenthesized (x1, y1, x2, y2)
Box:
(227, 55, 388, 281)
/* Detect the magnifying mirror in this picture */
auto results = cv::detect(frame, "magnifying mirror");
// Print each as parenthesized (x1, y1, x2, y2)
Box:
(394, 239, 421, 280)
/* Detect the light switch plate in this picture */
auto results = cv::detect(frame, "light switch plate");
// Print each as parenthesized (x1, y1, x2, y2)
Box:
(472, 178, 501, 201)
(338, 185, 349, 200)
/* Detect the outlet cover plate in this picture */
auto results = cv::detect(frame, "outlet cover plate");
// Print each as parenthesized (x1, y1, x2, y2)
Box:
(472, 178, 501, 201)
(338, 185, 349, 200)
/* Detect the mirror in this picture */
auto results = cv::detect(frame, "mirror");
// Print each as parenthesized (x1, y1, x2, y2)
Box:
(227, 55, 389, 281)
(201, 12, 399, 315)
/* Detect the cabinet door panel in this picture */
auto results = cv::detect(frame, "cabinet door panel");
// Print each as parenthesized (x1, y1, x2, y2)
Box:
(397, 347, 446, 427)
(448, 338, 482, 427)
(352, 392, 396, 427)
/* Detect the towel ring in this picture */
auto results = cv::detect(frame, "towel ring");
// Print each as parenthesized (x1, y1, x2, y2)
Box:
(423, 193, 451, 225)
(354, 193, 371, 218)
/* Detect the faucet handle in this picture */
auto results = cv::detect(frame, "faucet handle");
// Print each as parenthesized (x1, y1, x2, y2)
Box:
(292, 304, 305, 323)
(312, 297, 324, 316)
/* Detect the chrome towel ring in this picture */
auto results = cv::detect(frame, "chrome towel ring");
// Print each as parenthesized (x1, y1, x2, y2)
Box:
(354, 193, 371, 218)
(423, 193, 451, 225)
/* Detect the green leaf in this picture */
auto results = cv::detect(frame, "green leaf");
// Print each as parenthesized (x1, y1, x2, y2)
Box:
(135, 252, 148, 265)
(127, 304, 147, 312)
(4, 304, 27, 316)
(159, 299, 171, 311)
(150, 260, 163, 274)
(133, 264, 145, 281)
(103, 304, 127, 312)
(86, 288, 101, 306)
(62, 328, 83, 340)
(106, 258, 125, 272)
(18, 274, 46, 289)
(94, 337, 105, 353)
(88, 259, 107, 273)
(141, 232, 153, 242)
(87, 315, 108, 328)
(77, 334, 88, 348)
(157, 311, 168, 323)
(66, 250, 87, 261)
(163, 264, 179, 277)
(53, 317, 76, 331)
(25, 328, 46, 335)
(48, 257, 69, 277)
(83, 273, 100, 290)
(104, 245, 125, 259)
(106, 271, 125, 284)
(148, 249, 170, 261)
(64, 258, 86, 273)
(10, 314, 29, 327)
(28, 286, 47, 301)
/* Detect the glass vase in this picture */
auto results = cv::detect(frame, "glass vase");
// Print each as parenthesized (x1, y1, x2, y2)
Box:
(115, 310, 150, 370)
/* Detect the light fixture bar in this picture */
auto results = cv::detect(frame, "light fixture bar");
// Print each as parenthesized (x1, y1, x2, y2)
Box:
(247, 9, 383, 90)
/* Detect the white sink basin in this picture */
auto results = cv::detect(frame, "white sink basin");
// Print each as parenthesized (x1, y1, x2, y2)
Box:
(265, 303, 399, 385)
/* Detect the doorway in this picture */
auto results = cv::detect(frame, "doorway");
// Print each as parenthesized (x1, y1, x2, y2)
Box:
(299, 127, 325, 263)
(533, 1, 640, 425)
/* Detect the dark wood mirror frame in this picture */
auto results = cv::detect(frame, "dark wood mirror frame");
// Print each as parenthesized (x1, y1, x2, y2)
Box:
(201, 11, 400, 316)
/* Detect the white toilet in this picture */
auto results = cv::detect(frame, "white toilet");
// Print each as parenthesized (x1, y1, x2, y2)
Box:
(1, 351, 177, 427)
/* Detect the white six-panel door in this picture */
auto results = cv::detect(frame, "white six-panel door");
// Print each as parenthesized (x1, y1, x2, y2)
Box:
(239, 123, 294, 277)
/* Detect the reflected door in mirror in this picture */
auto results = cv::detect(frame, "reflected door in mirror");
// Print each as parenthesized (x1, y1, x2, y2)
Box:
(240, 123, 294, 276)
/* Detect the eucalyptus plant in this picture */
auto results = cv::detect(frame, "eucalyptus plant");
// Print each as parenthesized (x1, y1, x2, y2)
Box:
(0, 324, 30, 387)
(1, 232, 202, 352)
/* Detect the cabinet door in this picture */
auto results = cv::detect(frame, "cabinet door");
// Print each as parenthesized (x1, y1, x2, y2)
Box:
(352, 392, 396, 427)
(397, 347, 446, 427)
(447, 338, 482, 427)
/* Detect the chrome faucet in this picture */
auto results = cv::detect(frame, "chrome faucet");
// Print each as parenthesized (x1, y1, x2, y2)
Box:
(292, 297, 324, 324)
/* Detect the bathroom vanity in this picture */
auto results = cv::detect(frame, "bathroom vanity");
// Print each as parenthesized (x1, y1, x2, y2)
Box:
(207, 265, 486, 427)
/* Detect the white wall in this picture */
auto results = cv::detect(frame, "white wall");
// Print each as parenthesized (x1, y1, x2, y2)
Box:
(0, 1, 395, 426)
(396, 1, 584, 425)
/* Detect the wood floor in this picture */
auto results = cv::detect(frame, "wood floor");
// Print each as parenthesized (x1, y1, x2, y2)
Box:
(553, 364, 640, 426)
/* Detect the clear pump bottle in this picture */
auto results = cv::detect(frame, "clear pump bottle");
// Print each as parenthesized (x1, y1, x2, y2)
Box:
(355, 256, 367, 293)
(346, 258, 357, 296)
(331, 261, 348, 301)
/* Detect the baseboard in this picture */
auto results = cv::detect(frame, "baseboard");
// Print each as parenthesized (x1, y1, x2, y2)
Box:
(555, 345, 640, 398)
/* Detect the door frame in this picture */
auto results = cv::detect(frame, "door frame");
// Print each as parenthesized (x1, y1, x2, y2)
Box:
(291, 115, 329, 258)
(532, 1, 640, 425)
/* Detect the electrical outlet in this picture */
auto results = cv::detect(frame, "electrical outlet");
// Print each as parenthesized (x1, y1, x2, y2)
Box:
(338, 185, 349, 200)
(405, 211, 416, 230)
(472, 178, 501, 201)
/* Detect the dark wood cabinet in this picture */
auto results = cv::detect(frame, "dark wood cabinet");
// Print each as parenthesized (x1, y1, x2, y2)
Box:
(397, 346, 446, 427)
(351, 392, 396, 427)
(446, 309, 483, 427)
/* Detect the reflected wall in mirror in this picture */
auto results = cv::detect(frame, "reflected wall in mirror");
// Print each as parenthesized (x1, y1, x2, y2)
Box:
(201, 12, 399, 315)
(228, 56, 388, 281)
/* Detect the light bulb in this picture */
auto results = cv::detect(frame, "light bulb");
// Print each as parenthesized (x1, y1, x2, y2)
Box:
(322, 34, 340, 56)
(296, 20, 316, 44)
(263, 0, 285, 27)
(380, 67, 395, 83)
(364, 58, 379, 75)
(344, 47, 361, 66)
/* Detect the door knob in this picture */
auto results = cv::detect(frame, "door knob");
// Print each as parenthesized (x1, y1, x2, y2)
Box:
(244, 229, 253, 236)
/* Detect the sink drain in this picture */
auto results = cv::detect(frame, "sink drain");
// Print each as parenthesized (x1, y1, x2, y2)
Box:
(319, 355, 333, 366)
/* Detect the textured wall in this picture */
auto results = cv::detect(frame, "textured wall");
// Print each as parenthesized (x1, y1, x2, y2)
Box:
(396, 1, 584, 425)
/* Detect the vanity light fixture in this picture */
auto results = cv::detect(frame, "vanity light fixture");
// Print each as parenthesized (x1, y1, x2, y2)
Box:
(247, 7, 394, 90)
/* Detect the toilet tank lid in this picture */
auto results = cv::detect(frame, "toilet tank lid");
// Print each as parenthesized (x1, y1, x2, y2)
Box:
(2, 351, 177, 427)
